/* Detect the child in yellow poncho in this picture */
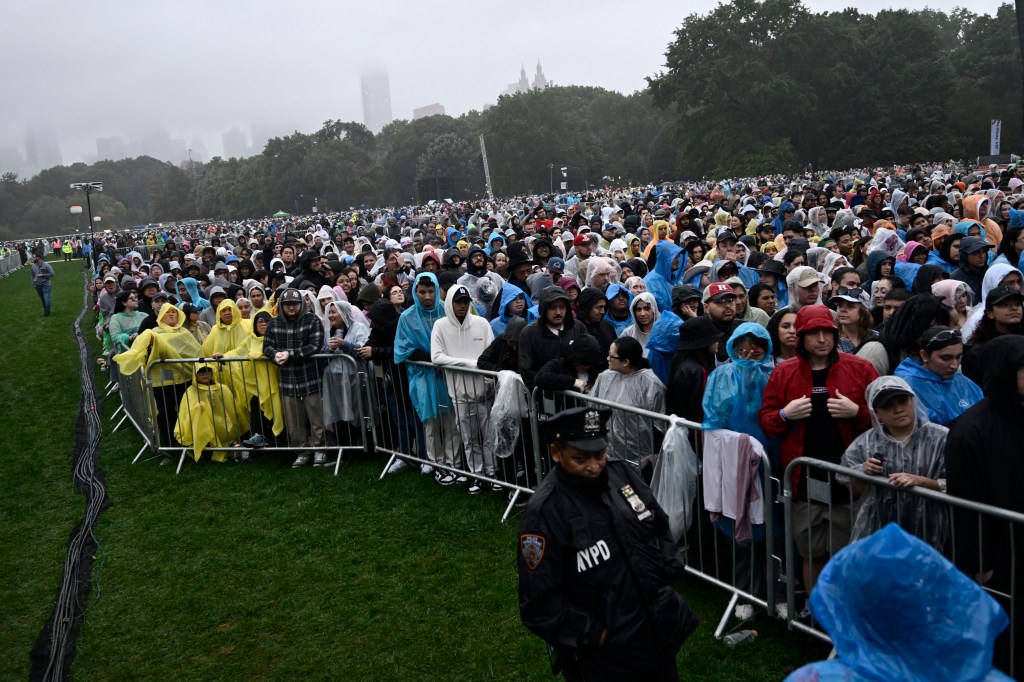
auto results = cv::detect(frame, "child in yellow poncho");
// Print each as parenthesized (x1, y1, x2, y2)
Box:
(174, 362, 240, 462)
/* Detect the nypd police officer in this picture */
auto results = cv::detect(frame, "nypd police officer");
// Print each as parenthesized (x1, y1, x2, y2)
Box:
(518, 407, 698, 681)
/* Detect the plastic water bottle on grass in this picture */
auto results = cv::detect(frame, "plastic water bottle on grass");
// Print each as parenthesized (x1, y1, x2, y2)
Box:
(723, 629, 758, 648)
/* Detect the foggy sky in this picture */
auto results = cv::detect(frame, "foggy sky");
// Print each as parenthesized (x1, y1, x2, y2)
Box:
(2, 0, 991, 167)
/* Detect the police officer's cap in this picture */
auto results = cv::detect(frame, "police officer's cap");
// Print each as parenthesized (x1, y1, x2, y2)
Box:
(544, 407, 611, 452)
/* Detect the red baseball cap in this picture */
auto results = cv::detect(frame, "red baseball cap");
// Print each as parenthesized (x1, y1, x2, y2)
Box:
(573, 233, 591, 247)
(702, 282, 737, 304)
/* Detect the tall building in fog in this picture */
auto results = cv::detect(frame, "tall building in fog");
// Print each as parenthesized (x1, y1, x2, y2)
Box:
(222, 126, 250, 159)
(23, 128, 62, 173)
(413, 103, 445, 120)
(96, 136, 128, 161)
(361, 66, 393, 134)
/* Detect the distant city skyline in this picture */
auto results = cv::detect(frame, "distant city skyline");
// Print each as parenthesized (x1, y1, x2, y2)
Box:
(0, 62, 554, 177)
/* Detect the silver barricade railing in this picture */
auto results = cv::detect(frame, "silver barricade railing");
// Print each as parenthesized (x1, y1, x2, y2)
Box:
(142, 353, 373, 475)
(373, 359, 537, 522)
(109, 365, 161, 464)
(782, 456, 1022, 677)
(530, 387, 782, 640)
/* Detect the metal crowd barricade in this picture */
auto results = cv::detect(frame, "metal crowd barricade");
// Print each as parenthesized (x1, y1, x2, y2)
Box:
(371, 359, 538, 522)
(0, 250, 22, 276)
(782, 457, 1023, 677)
(109, 366, 161, 464)
(135, 353, 373, 475)
(530, 387, 783, 640)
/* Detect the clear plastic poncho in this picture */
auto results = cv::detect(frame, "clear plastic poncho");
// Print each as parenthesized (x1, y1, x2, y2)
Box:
(838, 376, 949, 551)
(590, 367, 666, 467)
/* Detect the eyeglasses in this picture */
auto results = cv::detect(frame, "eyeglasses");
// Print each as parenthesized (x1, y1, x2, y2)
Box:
(924, 328, 962, 349)
(607, 354, 620, 360)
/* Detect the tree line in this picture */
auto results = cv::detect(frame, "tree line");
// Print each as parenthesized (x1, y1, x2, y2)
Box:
(1, 1, 1020, 239)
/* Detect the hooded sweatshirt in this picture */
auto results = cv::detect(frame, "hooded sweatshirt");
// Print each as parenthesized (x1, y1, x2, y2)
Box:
(430, 284, 495, 402)
(517, 285, 586, 390)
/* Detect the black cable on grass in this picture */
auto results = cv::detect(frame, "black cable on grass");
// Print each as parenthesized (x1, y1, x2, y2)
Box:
(30, 273, 110, 682)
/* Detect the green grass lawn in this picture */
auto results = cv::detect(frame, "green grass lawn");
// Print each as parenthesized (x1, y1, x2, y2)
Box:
(3, 259, 829, 681)
(0, 258, 90, 681)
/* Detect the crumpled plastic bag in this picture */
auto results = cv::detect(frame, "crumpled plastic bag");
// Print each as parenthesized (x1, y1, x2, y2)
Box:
(487, 370, 528, 460)
(650, 422, 699, 543)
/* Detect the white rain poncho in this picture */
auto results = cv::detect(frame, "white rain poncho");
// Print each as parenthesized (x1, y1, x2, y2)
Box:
(321, 301, 371, 426)
(651, 422, 700, 542)
(839, 375, 949, 551)
(590, 367, 666, 466)
(486, 370, 529, 460)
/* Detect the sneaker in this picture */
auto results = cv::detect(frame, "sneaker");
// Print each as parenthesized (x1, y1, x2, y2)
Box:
(468, 480, 482, 494)
(774, 602, 789, 620)
(489, 481, 504, 492)
(435, 471, 457, 486)
(454, 475, 468, 485)
(734, 604, 755, 621)
(312, 451, 327, 467)
(292, 453, 311, 468)
(515, 468, 526, 480)
(242, 433, 267, 449)
(420, 463, 434, 475)
(387, 459, 409, 475)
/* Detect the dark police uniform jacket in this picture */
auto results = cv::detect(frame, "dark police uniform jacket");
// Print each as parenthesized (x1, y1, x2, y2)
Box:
(518, 460, 698, 678)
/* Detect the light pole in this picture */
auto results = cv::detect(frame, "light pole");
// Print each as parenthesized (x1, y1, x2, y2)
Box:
(70, 182, 103, 267)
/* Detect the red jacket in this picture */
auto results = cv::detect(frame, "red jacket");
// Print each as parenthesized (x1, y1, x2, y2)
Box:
(758, 353, 878, 483)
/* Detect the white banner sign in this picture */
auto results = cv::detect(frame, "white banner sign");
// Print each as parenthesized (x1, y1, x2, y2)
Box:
(991, 119, 1001, 155)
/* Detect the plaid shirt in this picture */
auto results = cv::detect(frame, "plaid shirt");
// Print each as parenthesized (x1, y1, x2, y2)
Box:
(263, 311, 324, 396)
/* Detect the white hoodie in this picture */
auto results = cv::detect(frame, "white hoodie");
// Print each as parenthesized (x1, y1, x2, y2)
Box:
(430, 285, 494, 402)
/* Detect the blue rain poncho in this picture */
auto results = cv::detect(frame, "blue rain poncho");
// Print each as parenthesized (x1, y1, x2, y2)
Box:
(643, 240, 684, 313)
(490, 283, 527, 337)
(894, 357, 983, 426)
(603, 283, 634, 336)
(701, 322, 774, 449)
(393, 272, 452, 422)
(177, 276, 210, 310)
(646, 310, 684, 385)
(785, 524, 1011, 682)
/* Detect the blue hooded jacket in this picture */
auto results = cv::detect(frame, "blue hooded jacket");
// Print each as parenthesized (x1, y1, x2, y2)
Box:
(643, 240, 685, 313)
(485, 233, 506, 255)
(490, 283, 527, 337)
(701, 322, 775, 448)
(785, 524, 1012, 682)
(394, 272, 451, 421)
(177, 277, 210, 310)
(893, 357, 983, 426)
(771, 200, 796, 236)
(865, 250, 896, 290)
(646, 310, 684, 385)
(603, 283, 634, 336)
(445, 227, 463, 248)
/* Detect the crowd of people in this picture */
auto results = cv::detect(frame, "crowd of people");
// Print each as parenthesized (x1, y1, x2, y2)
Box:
(63, 160, 1024, 673)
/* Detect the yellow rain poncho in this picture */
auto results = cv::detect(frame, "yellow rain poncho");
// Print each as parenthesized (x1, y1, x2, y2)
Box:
(113, 304, 202, 386)
(223, 311, 285, 437)
(201, 298, 251, 357)
(173, 362, 240, 462)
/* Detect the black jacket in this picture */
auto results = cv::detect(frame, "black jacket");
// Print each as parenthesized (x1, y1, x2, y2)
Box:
(577, 286, 616, 367)
(666, 353, 712, 424)
(518, 462, 697, 679)
(518, 287, 587, 390)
